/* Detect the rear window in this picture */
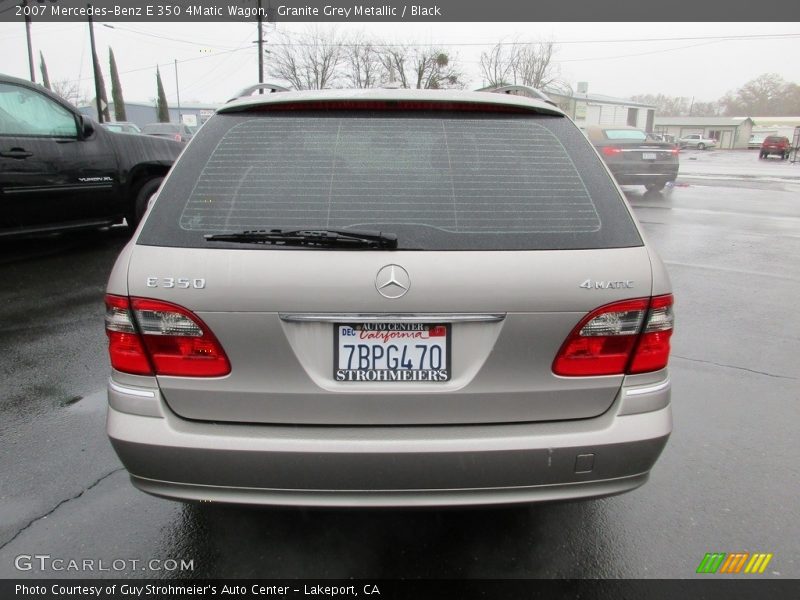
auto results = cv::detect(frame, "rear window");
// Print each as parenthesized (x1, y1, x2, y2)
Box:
(764, 136, 786, 143)
(138, 111, 642, 251)
(604, 129, 647, 141)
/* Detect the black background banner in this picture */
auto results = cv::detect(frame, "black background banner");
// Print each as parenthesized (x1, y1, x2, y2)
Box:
(3, 0, 800, 22)
(3, 579, 800, 600)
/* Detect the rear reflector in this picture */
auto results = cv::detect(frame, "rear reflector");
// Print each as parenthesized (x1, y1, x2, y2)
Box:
(105, 295, 230, 377)
(553, 295, 674, 376)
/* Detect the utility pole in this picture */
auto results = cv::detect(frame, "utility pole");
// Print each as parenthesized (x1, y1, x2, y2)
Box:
(257, 0, 264, 92)
(23, 0, 35, 83)
(87, 4, 104, 123)
(174, 59, 182, 124)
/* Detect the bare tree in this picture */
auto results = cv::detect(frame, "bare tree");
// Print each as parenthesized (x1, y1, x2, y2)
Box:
(480, 40, 562, 90)
(378, 45, 463, 89)
(515, 41, 560, 89)
(721, 73, 800, 116)
(51, 79, 89, 107)
(343, 36, 382, 89)
(269, 28, 344, 90)
(631, 94, 691, 117)
(479, 42, 516, 88)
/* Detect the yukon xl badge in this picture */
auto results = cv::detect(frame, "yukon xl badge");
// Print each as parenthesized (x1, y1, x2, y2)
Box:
(580, 279, 634, 290)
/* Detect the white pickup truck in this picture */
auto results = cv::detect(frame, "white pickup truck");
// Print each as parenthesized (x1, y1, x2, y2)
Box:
(678, 134, 717, 150)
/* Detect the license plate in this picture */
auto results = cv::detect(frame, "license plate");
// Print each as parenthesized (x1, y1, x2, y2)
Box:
(334, 322, 450, 382)
(642, 152, 657, 160)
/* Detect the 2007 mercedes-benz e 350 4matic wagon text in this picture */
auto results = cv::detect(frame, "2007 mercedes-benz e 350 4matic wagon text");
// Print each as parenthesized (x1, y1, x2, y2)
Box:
(105, 86, 674, 507)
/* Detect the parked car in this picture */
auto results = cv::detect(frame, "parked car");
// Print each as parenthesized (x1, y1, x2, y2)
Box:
(748, 134, 767, 149)
(106, 88, 674, 507)
(102, 121, 142, 134)
(678, 133, 717, 150)
(142, 122, 194, 143)
(759, 136, 791, 160)
(0, 73, 183, 237)
(586, 125, 679, 191)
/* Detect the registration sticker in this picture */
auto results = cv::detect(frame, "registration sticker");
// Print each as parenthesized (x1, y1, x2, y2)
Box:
(334, 322, 451, 382)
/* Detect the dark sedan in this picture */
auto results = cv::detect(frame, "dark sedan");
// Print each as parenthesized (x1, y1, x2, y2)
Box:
(586, 126, 679, 192)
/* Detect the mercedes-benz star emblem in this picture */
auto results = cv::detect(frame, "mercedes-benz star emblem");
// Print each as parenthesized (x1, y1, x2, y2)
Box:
(375, 264, 410, 299)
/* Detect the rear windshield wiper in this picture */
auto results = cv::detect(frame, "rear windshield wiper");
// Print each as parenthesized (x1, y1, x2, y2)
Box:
(204, 228, 398, 249)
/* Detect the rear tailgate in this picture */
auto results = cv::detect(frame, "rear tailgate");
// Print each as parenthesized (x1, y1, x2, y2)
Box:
(126, 245, 653, 425)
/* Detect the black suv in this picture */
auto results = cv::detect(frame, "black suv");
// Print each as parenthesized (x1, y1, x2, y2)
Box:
(0, 73, 183, 238)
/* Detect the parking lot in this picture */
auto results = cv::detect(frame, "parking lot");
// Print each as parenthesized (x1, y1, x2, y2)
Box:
(0, 149, 798, 579)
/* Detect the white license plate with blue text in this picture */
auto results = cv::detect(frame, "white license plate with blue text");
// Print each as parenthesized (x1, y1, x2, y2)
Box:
(334, 322, 451, 382)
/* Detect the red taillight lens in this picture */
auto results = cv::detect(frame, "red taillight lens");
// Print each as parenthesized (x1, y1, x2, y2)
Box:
(602, 146, 623, 157)
(628, 294, 674, 374)
(174, 133, 183, 142)
(104, 295, 230, 377)
(671, 147, 680, 155)
(105, 295, 153, 375)
(553, 295, 674, 377)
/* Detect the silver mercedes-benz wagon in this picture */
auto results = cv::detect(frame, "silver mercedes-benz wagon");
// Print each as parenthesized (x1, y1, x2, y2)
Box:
(105, 87, 673, 507)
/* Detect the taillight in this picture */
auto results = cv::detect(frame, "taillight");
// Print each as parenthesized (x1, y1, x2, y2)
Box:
(671, 147, 680, 155)
(628, 294, 674, 374)
(105, 295, 230, 377)
(105, 295, 153, 375)
(553, 295, 674, 377)
(173, 133, 182, 142)
(602, 146, 623, 156)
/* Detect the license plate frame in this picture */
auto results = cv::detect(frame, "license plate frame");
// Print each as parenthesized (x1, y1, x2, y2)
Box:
(333, 322, 451, 382)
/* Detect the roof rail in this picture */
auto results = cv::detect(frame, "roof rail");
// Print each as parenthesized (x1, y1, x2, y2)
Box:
(482, 85, 557, 107)
(227, 83, 291, 102)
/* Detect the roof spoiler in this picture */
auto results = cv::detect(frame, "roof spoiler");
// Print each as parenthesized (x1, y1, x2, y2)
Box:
(482, 85, 558, 107)
(227, 83, 291, 102)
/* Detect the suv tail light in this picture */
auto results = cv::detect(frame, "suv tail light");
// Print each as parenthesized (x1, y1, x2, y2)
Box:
(602, 146, 623, 157)
(105, 295, 230, 377)
(173, 133, 183, 142)
(553, 295, 674, 376)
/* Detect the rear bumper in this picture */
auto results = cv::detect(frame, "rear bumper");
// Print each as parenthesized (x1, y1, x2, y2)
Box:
(609, 165, 679, 185)
(107, 375, 672, 507)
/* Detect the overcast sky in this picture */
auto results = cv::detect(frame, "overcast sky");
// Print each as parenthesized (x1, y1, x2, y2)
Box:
(1, 21, 799, 107)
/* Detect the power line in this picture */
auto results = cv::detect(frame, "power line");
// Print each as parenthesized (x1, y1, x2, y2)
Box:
(61, 45, 255, 85)
(261, 31, 800, 47)
(99, 22, 246, 50)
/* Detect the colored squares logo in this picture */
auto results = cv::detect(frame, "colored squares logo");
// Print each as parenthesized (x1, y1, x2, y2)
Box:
(696, 552, 773, 574)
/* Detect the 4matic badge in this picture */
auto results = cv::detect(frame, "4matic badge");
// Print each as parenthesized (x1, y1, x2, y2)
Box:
(580, 279, 634, 290)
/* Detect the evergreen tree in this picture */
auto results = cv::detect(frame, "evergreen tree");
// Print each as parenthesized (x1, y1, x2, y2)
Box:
(91, 46, 111, 121)
(39, 51, 51, 90)
(109, 48, 127, 121)
(156, 67, 170, 122)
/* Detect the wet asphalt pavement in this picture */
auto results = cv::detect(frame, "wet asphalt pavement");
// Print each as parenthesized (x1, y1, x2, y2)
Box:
(1, 156, 799, 579)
